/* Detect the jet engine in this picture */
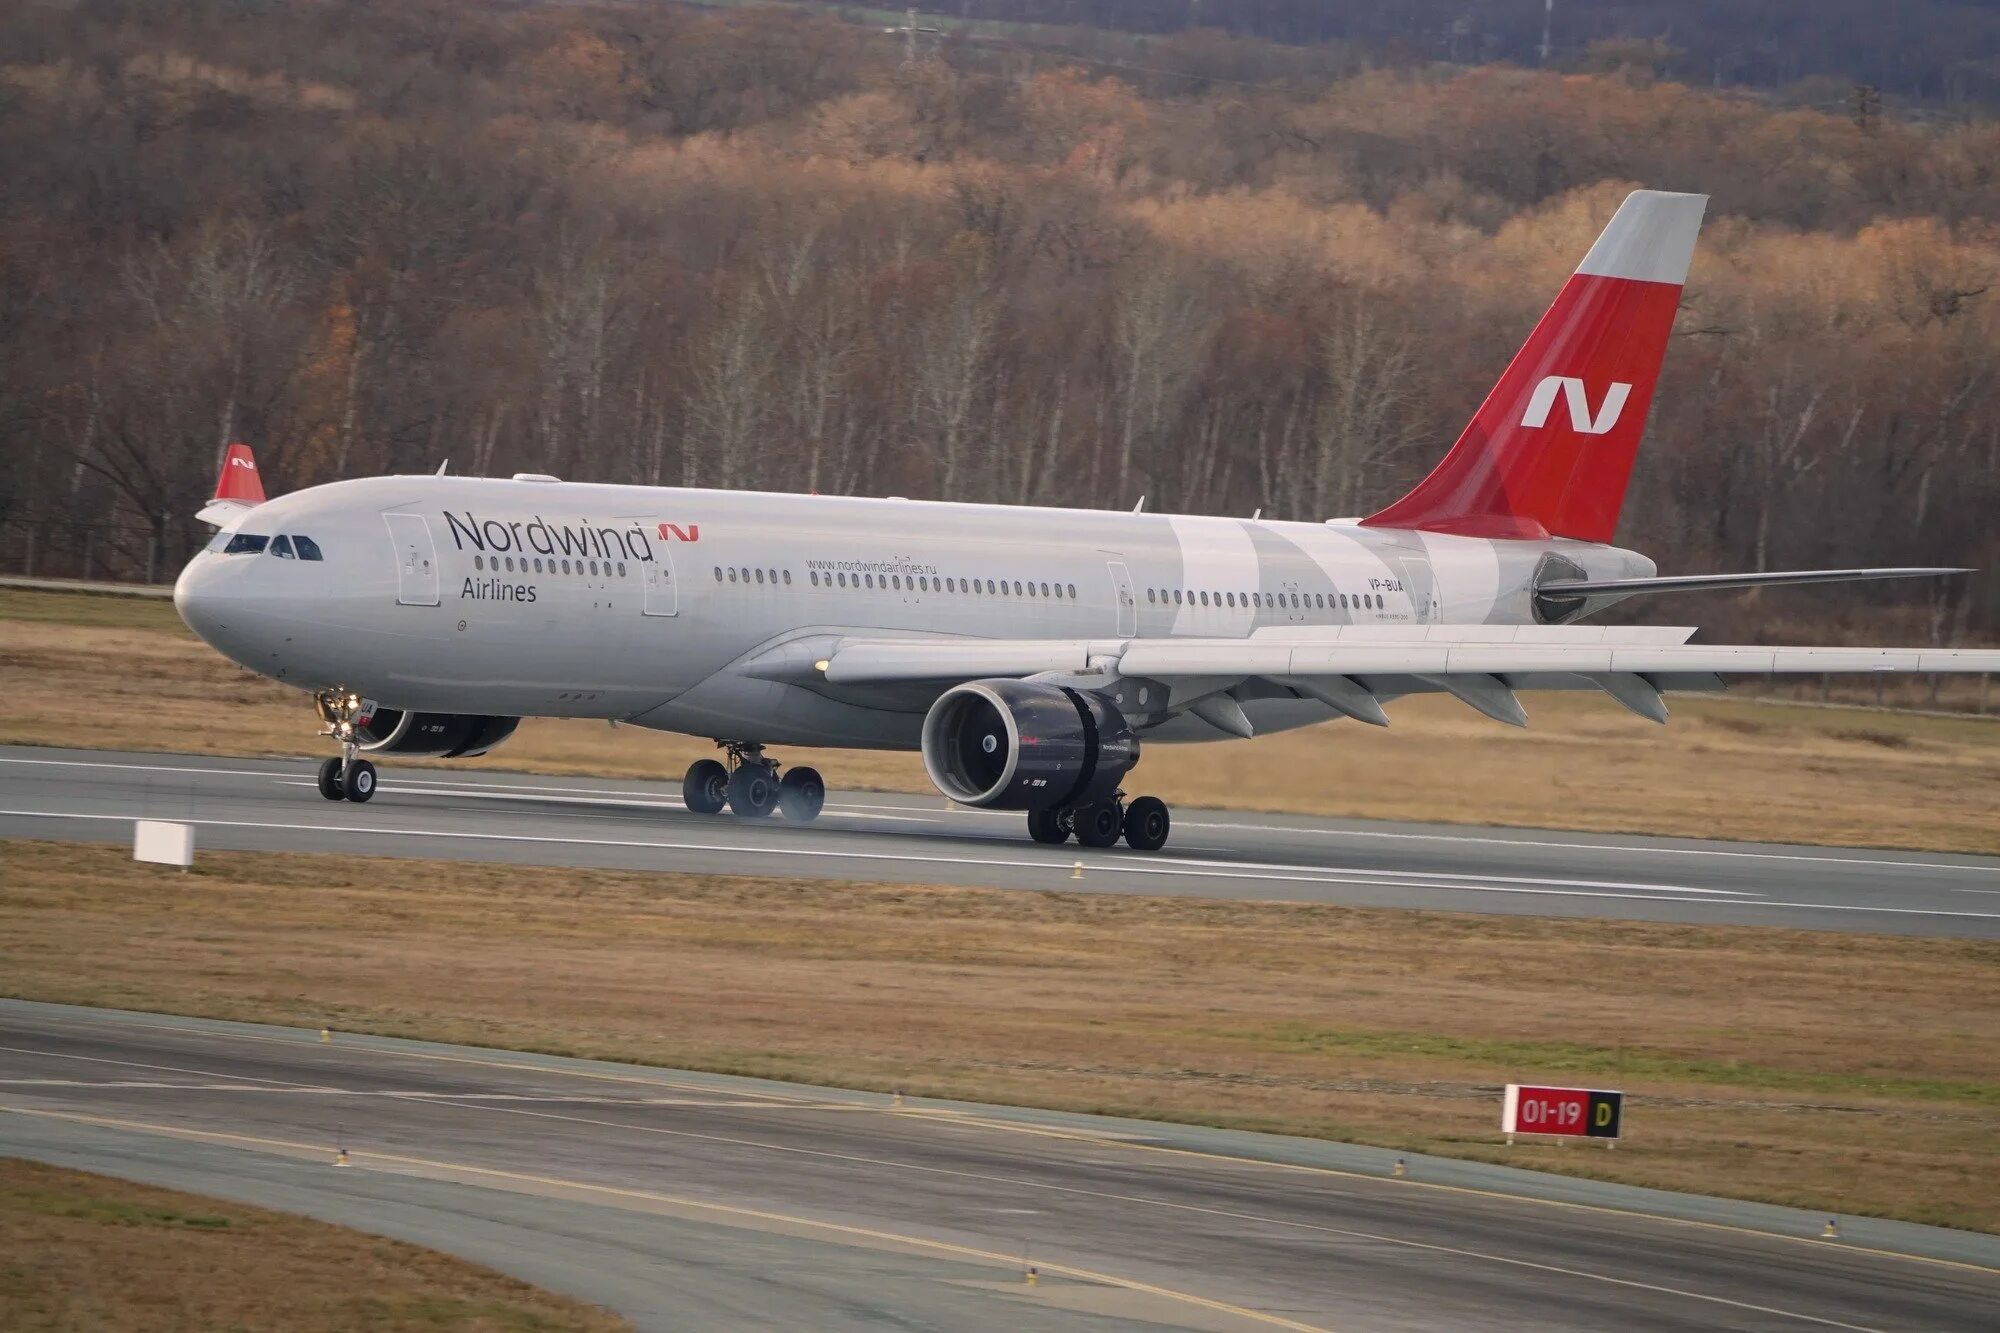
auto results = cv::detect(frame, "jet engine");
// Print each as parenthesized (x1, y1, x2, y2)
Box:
(352, 707, 520, 759)
(921, 680, 1137, 810)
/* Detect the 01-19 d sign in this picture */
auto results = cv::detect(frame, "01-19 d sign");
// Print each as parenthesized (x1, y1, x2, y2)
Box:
(1502, 1084, 1623, 1145)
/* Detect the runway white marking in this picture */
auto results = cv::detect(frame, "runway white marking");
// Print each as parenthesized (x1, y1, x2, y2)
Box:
(6, 753, 1993, 874)
(9, 807, 2000, 922)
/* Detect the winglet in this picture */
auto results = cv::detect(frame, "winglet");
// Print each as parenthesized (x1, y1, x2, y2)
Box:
(196, 442, 268, 526)
(214, 442, 267, 505)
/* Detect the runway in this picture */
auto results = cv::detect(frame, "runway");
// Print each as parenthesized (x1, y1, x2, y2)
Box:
(1, 744, 1996, 936)
(3, 1001, 1994, 1331)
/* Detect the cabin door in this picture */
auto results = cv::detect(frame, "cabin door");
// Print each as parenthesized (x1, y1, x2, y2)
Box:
(383, 512, 440, 607)
(642, 539, 679, 617)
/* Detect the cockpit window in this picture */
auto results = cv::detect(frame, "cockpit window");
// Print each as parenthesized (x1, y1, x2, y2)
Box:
(222, 533, 270, 556)
(293, 535, 323, 561)
(269, 535, 296, 559)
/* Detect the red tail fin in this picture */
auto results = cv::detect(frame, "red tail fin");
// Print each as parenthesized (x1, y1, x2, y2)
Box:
(213, 442, 267, 505)
(1361, 190, 1706, 544)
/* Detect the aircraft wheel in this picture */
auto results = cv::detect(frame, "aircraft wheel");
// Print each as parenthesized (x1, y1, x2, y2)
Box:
(316, 757, 345, 802)
(1073, 801, 1122, 849)
(1122, 796, 1170, 852)
(727, 763, 779, 818)
(683, 759, 729, 814)
(778, 766, 826, 822)
(341, 759, 377, 803)
(1027, 807, 1069, 845)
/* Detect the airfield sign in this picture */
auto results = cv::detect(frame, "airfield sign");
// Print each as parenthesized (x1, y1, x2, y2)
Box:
(1503, 1084, 1623, 1145)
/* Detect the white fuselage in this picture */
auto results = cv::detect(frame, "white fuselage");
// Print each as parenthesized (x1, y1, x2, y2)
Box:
(173, 475, 1653, 748)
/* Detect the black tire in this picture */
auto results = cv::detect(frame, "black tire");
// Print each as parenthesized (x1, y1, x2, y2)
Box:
(1122, 796, 1170, 852)
(1026, 807, 1069, 844)
(727, 763, 779, 818)
(683, 759, 729, 814)
(1073, 801, 1122, 848)
(316, 757, 345, 801)
(778, 766, 826, 822)
(342, 759, 377, 803)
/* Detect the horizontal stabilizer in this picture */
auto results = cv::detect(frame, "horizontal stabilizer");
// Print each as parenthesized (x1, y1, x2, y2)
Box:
(1541, 567, 1973, 597)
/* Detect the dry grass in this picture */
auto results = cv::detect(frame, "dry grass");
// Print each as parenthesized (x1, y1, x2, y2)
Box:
(3, 839, 1994, 1232)
(0, 1156, 629, 1331)
(4, 587, 1998, 853)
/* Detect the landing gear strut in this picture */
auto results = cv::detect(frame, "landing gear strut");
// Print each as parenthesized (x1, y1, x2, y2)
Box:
(1024, 793, 1172, 851)
(682, 743, 823, 822)
(313, 689, 377, 803)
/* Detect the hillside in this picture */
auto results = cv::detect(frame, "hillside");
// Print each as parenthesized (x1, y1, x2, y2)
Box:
(0, 0, 1995, 640)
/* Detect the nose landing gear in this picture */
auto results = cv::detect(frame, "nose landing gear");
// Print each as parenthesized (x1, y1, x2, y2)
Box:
(682, 743, 824, 822)
(313, 689, 377, 803)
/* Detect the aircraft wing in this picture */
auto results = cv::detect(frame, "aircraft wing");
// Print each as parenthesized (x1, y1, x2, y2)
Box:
(1539, 567, 1972, 597)
(800, 625, 2000, 730)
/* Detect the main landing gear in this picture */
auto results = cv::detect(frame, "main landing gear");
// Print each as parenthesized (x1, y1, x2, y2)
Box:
(313, 689, 376, 803)
(1028, 794, 1171, 852)
(683, 743, 824, 822)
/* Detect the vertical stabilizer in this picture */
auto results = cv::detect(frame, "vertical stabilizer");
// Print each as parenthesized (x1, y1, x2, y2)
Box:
(1360, 190, 1706, 543)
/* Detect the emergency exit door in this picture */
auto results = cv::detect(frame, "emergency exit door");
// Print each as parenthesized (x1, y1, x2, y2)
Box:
(1107, 560, 1138, 637)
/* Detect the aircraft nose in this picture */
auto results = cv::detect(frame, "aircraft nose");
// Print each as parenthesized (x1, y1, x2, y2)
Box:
(173, 557, 218, 643)
(174, 553, 260, 665)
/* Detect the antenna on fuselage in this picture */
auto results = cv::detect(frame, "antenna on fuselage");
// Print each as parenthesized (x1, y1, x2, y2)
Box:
(1251, 508, 1262, 520)
(1132, 496, 1146, 513)
(436, 459, 450, 475)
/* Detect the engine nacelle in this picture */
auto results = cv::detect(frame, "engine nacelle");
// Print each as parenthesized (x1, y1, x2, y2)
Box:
(353, 708, 519, 758)
(921, 680, 1137, 811)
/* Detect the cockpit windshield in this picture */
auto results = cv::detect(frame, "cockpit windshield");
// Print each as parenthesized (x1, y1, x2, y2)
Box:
(208, 531, 323, 559)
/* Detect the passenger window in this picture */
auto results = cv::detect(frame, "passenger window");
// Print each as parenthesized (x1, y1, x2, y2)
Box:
(222, 533, 269, 556)
(1067, 584, 1076, 598)
(269, 535, 296, 559)
(756, 569, 766, 584)
(618, 562, 627, 577)
(729, 568, 737, 582)
(715, 566, 723, 581)
(474, 555, 486, 571)
(782, 570, 791, 585)
(293, 535, 323, 561)
(1040, 582, 1050, 598)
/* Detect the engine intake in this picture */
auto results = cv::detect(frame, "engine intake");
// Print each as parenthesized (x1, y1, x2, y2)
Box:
(921, 680, 1137, 810)
(353, 708, 520, 758)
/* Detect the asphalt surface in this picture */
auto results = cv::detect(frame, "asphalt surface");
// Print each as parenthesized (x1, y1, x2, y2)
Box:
(4, 1001, 1995, 1332)
(2, 744, 1996, 936)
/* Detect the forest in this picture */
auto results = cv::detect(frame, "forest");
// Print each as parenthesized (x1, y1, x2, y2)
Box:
(2, 0, 1997, 642)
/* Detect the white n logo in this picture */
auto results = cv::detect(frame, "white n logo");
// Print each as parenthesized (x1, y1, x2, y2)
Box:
(1520, 377, 1632, 434)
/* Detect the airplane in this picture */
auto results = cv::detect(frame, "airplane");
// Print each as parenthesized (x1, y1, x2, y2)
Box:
(174, 190, 1995, 850)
